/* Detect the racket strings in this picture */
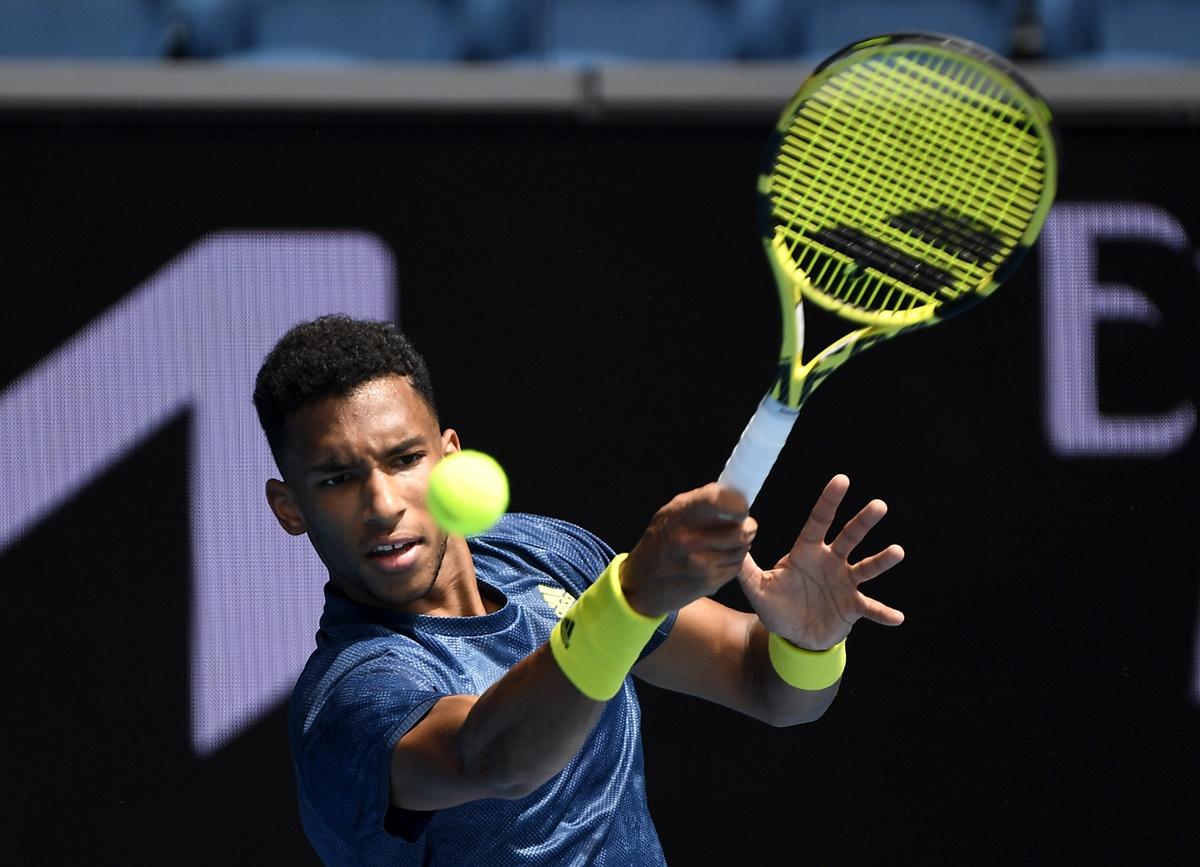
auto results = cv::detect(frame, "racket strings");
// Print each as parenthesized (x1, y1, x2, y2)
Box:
(776, 101, 1039, 253)
(777, 60, 1041, 291)
(856, 52, 1045, 225)
(778, 73, 966, 310)
(889, 54, 1046, 242)
(799, 66, 947, 311)
(767, 46, 1049, 320)
(884, 55, 1043, 222)
(776, 74, 934, 312)
(873, 55, 1042, 272)
(779, 62, 1040, 282)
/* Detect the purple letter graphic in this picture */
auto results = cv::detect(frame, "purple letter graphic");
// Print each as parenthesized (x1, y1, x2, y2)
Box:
(1041, 202, 1195, 456)
(0, 231, 395, 755)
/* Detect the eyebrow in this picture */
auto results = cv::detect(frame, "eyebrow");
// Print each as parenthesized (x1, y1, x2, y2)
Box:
(307, 457, 354, 475)
(307, 436, 427, 474)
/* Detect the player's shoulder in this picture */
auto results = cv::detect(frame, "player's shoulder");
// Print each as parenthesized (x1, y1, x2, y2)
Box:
(471, 513, 615, 593)
(290, 629, 450, 738)
(476, 512, 600, 548)
(295, 627, 442, 701)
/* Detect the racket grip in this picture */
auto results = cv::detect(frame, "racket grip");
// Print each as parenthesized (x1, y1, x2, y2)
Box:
(717, 396, 799, 508)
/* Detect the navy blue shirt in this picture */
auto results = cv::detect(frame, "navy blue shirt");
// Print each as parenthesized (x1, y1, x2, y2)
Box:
(289, 514, 677, 865)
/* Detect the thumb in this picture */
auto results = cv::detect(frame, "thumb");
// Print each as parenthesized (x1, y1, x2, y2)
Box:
(736, 552, 766, 603)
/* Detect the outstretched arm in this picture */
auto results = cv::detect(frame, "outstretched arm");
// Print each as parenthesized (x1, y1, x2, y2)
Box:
(633, 474, 904, 726)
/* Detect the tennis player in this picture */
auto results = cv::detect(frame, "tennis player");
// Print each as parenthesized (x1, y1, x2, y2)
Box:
(255, 315, 905, 865)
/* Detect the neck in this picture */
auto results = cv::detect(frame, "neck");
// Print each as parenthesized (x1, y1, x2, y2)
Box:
(408, 535, 495, 617)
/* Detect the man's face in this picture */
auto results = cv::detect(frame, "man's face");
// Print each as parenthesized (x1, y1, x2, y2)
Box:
(268, 374, 462, 612)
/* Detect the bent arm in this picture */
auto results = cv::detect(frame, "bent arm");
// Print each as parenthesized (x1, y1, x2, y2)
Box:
(390, 644, 603, 811)
(632, 597, 838, 727)
(392, 479, 840, 809)
(390, 484, 751, 812)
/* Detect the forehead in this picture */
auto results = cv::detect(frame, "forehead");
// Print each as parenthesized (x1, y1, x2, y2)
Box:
(284, 375, 436, 461)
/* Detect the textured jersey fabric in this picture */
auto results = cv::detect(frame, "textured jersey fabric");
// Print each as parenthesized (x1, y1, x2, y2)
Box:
(289, 513, 677, 866)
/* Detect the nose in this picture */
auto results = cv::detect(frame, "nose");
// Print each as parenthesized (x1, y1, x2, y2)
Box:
(362, 467, 406, 528)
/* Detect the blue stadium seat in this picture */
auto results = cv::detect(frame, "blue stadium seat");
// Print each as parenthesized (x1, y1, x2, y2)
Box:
(540, 0, 740, 63)
(770, 0, 1024, 60)
(460, 0, 539, 60)
(167, 0, 257, 58)
(1038, 0, 1200, 60)
(236, 0, 469, 62)
(1038, 0, 1123, 59)
(168, 0, 538, 61)
(731, 0, 805, 58)
(1093, 0, 1200, 60)
(0, 0, 173, 59)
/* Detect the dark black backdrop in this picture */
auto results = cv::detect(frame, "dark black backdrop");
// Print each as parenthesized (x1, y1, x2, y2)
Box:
(1, 105, 1196, 864)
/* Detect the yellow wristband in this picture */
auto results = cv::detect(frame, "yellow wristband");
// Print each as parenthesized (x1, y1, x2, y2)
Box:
(767, 633, 847, 691)
(549, 554, 666, 701)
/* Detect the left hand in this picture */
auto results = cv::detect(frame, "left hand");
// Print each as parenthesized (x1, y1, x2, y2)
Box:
(738, 474, 905, 651)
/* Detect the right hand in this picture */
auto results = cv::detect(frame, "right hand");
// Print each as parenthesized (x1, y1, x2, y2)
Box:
(620, 483, 757, 618)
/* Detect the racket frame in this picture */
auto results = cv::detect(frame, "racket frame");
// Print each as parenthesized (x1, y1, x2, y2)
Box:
(718, 32, 1059, 506)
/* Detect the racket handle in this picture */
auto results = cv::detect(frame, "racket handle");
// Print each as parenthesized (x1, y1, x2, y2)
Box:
(717, 396, 799, 508)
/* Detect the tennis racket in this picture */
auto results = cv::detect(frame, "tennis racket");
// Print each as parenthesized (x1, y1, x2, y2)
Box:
(718, 32, 1058, 506)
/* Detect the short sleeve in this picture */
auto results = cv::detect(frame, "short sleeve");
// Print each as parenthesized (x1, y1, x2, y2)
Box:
(290, 639, 448, 846)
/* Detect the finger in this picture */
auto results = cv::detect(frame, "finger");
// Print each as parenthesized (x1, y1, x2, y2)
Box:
(796, 474, 850, 545)
(688, 546, 752, 571)
(736, 552, 769, 607)
(829, 499, 887, 560)
(852, 544, 905, 584)
(739, 550, 761, 582)
(680, 518, 757, 552)
(857, 592, 905, 626)
(680, 482, 750, 525)
(683, 548, 750, 589)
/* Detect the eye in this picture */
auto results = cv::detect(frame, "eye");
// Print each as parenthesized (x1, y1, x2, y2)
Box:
(318, 473, 350, 488)
(396, 452, 423, 468)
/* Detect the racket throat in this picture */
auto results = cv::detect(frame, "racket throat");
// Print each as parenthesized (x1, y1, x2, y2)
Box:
(785, 326, 904, 408)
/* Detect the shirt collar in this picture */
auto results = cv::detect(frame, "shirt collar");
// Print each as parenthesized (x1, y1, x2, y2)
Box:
(318, 579, 518, 637)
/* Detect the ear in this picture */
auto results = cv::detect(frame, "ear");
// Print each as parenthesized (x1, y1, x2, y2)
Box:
(441, 428, 461, 456)
(266, 478, 308, 536)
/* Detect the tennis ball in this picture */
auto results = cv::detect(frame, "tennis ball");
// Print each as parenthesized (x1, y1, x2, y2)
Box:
(427, 449, 509, 536)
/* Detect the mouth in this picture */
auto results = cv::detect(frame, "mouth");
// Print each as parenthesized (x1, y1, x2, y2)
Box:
(365, 538, 422, 572)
